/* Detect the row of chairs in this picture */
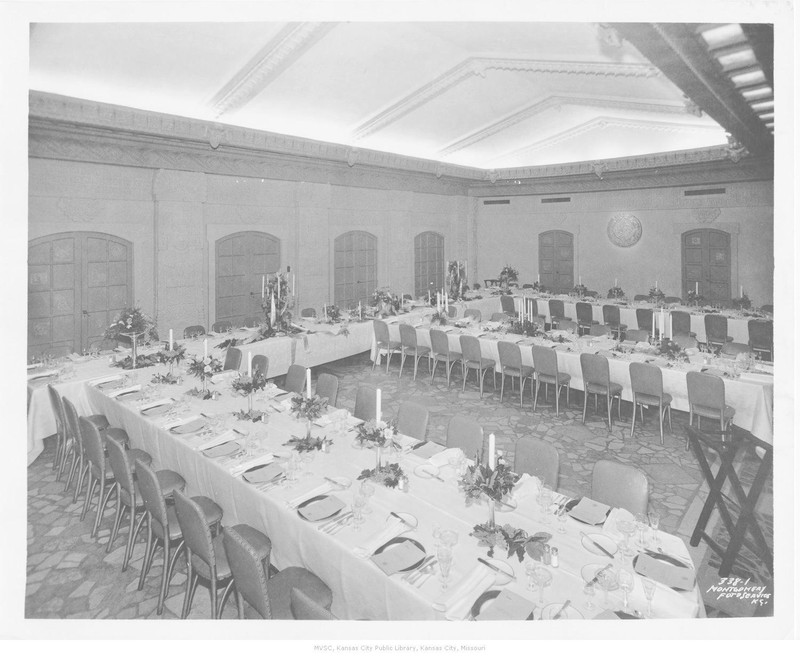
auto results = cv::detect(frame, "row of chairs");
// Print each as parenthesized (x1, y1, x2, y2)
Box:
(48, 384, 335, 620)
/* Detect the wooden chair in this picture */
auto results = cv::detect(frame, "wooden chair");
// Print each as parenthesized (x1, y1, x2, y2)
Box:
(399, 323, 431, 381)
(459, 335, 496, 398)
(291, 588, 337, 620)
(602, 305, 627, 339)
(747, 320, 773, 361)
(531, 345, 570, 415)
(497, 341, 534, 408)
(284, 364, 307, 395)
(500, 295, 517, 316)
(686, 371, 735, 448)
(373, 320, 401, 373)
(429, 329, 462, 387)
(223, 347, 242, 371)
(353, 384, 378, 422)
(636, 308, 653, 332)
(670, 311, 696, 338)
(252, 355, 268, 379)
(463, 309, 482, 322)
(315, 373, 339, 407)
(183, 325, 206, 339)
(243, 316, 261, 328)
(704, 314, 733, 350)
(576, 302, 598, 336)
(629, 362, 672, 444)
(212, 320, 233, 333)
(300, 308, 317, 318)
(580, 353, 622, 426)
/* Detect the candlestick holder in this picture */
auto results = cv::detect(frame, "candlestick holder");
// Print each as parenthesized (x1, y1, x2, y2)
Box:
(121, 331, 143, 369)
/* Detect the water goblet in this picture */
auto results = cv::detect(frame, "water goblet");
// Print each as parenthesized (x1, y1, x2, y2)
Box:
(439, 529, 458, 548)
(532, 566, 553, 606)
(616, 519, 636, 552)
(360, 479, 376, 514)
(583, 582, 596, 611)
(618, 568, 634, 611)
(300, 449, 316, 476)
(284, 454, 299, 487)
(641, 578, 656, 618)
(436, 545, 453, 590)
(525, 561, 538, 592)
(634, 513, 648, 548)
(538, 487, 554, 525)
(431, 525, 442, 547)
(351, 494, 367, 531)
(596, 568, 618, 609)
(647, 510, 661, 546)
(556, 506, 568, 534)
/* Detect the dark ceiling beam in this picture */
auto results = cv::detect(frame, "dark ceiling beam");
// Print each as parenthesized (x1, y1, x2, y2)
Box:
(741, 23, 773, 87)
(610, 23, 773, 157)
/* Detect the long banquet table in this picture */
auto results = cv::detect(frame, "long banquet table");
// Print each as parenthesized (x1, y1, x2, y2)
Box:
(80, 371, 704, 620)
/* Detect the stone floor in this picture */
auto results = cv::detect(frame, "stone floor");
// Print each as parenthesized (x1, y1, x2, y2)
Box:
(26, 352, 773, 620)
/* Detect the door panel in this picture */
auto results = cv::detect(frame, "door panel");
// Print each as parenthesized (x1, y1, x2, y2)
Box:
(682, 229, 731, 302)
(539, 230, 574, 293)
(334, 231, 377, 309)
(414, 231, 445, 297)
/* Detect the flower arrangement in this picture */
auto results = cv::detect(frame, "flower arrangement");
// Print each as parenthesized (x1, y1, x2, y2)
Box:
(151, 371, 180, 385)
(508, 319, 540, 337)
(291, 394, 329, 422)
(607, 286, 625, 299)
(215, 337, 241, 349)
(355, 419, 399, 449)
(357, 462, 407, 489)
(733, 294, 751, 310)
(648, 287, 665, 304)
(156, 343, 187, 366)
(232, 408, 267, 422)
(371, 288, 401, 315)
(657, 338, 689, 362)
(111, 353, 159, 370)
(186, 387, 216, 400)
(687, 290, 705, 306)
(262, 269, 295, 333)
(572, 283, 588, 297)
(460, 461, 520, 505)
(322, 305, 342, 323)
(104, 307, 159, 345)
(283, 435, 331, 453)
(448, 261, 469, 301)
(429, 310, 448, 326)
(470, 523, 551, 562)
(499, 265, 518, 288)
(231, 372, 268, 396)
(187, 356, 223, 381)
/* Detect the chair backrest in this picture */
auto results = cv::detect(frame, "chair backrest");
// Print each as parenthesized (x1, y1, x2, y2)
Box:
(531, 344, 558, 377)
(580, 353, 610, 388)
(670, 311, 691, 336)
(396, 401, 429, 441)
(704, 314, 729, 342)
(589, 324, 611, 337)
(61, 396, 81, 449)
(514, 438, 559, 489)
(222, 525, 272, 619)
(315, 373, 339, 407)
(633, 295, 648, 302)
(353, 384, 378, 422)
(252, 355, 268, 379)
(576, 302, 594, 324)
(672, 334, 698, 350)
(626, 329, 650, 343)
(464, 309, 482, 322)
(135, 460, 170, 541)
(106, 434, 135, 499)
(533, 300, 546, 317)
(399, 323, 419, 348)
(291, 587, 336, 620)
(212, 320, 232, 333)
(183, 325, 206, 339)
(47, 384, 66, 440)
(760, 304, 773, 314)
(174, 489, 218, 575)
(373, 319, 390, 344)
(629, 362, 663, 398)
(686, 371, 725, 411)
(719, 342, 751, 359)
(636, 308, 653, 331)
(459, 335, 482, 363)
(548, 300, 565, 320)
(79, 416, 106, 476)
(663, 296, 682, 305)
(748, 320, 773, 350)
(591, 460, 649, 516)
(223, 347, 242, 371)
(500, 295, 516, 315)
(284, 364, 307, 394)
(300, 308, 317, 318)
(602, 304, 621, 325)
(445, 415, 483, 461)
(556, 319, 578, 334)
(430, 329, 450, 356)
(497, 341, 522, 371)
(243, 316, 261, 328)
(447, 306, 457, 318)
(490, 312, 509, 322)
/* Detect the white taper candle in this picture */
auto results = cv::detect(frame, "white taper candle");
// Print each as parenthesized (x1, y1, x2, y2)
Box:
(376, 388, 382, 423)
(169, 329, 173, 351)
(488, 433, 496, 469)
(204, 339, 208, 358)
(247, 351, 252, 376)
(306, 368, 311, 397)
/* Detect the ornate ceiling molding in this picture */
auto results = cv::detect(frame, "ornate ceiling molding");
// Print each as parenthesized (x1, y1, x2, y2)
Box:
(209, 23, 335, 118)
(352, 57, 661, 140)
(437, 94, 691, 157)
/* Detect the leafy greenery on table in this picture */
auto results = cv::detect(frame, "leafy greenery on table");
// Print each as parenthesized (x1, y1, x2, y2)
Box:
(283, 435, 331, 453)
(111, 354, 158, 370)
(470, 523, 551, 562)
(357, 462, 406, 489)
(460, 462, 520, 504)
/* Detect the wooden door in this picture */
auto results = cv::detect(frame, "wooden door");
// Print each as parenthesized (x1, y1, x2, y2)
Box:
(215, 231, 281, 325)
(682, 229, 731, 302)
(539, 230, 574, 293)
(414, 231, 444, 298)
(28, 232, 133, 360)
(333, 231, 377, 309)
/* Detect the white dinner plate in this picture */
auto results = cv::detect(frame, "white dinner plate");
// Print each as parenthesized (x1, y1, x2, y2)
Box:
(390, 512, 418, 529)
(580, 564, 619, 590)
(540, 603, 584, 620)
(580, 533, 618, 557)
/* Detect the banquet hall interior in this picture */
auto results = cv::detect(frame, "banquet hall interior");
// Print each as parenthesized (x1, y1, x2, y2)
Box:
(23, 19, 783, 629)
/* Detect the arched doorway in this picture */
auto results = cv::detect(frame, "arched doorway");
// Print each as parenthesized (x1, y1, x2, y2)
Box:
(333, 231, 377, 309)
(28, 232, 133, 360)
(215, 231, 280, 325)
(414, 231, 444, 298)
(538, 230, 574, 293)
(682, 229, 731, 302)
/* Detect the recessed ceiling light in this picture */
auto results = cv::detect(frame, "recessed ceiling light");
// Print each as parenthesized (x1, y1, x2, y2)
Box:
(764, 122, 774, 129)
(730, 68, 766, 87)
(749, 100, 774, 112)
(741, 85, 773, 100)
(757, 112, 774, 120)
(715, 47, 756, 70)
(700, 24, 745, 49)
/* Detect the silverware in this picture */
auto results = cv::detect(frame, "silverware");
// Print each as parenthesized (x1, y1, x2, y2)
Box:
(411, 441, 429, 451)
(324, 476, 347, 489)
(552, 600, 571, 620)
(319, 512, 353, 533)
(389, 511, 415, 529)
(407, 558, 437, 585)
(477, 557, 516, 580)
(587, 563, 613, 586)
(580, 532, 615, 558)
(402, 556, 434, 581)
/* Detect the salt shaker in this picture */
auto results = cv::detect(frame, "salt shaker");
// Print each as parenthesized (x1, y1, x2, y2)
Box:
(550, 547, 559, 568)
(542, 544, 552, 566)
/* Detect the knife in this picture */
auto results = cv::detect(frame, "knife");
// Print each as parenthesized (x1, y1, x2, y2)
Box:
(581, 532, 615, 558)
(552, 600, 571, 620)
(587, 563, 613, 586)
(477, 557, 516, 580)
(411, 441, 429, 450)
(319, 512, 353, 533)
(324, 477, 348, 489)
(402, 555, 434, 581)
(389, 511, 415, 529)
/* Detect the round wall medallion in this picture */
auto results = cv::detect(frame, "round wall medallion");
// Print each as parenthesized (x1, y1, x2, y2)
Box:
(607, 213, 642, 247)
(694, 208, 721, 223)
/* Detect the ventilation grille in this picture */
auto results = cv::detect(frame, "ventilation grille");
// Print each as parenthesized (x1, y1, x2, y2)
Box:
(684, 188, 726, 196)
(541, 197, 571, 203)
(483, 199, 510, 205)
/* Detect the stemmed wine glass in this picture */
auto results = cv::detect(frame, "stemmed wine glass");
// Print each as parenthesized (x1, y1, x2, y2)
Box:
(641, 578, 657, 618)
(538, 486, 554, 525)
(618, 568, 634, 611)
(634, 513, 649, 549)
(351, 494, 366, 531)
(439, 529, 458, 548)
(583, 582, 596, 611)
(437, 545, 453, 590)
(616, 519, 636, 553)
(360, 479, 375, 514)
(647, 510, 661, 546)
(556, 506, 568, 533)
(596, 568, 618, 609)
(532, 566, 553, 606)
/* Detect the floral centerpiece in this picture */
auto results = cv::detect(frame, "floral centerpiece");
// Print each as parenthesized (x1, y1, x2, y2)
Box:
(262, 268, 295, 333)
(733, 294, 751, 310)
(657, 338, 689, 362)
(508, 319, 540, 337)
(186, 355, 223, 399)
(470, 523, 552, 562)
(448, 261, 469, 301)
(104, 306, 159, 369)
(687, 290, 705, 306)
(111, 353, 159, 370)
(460, 460, 520, 530)
(291, 394, 329, 440)
(322, 304, 342, 323)
(371, 288, 400, 316)
(357, 462, 407, 489)
(232, 372, 268, 396)
(355, 418, 398, 450)
(607, 286, 625, 299)
(429, 310, 448, 326)
(572, 283, 588, 298)
(499, 265, 518, 290)
(284, 434, 331, 453)
(648, 287, 665, 305)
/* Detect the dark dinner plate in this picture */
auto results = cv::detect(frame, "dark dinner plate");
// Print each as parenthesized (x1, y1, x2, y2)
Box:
(372, 537, 427, 571)
(469, 590, 534, 621)
(633, 553, 689, 592)
(564, 498, 610, 526)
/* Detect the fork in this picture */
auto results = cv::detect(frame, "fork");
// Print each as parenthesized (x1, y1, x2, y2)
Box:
(407, 559, 437, 585)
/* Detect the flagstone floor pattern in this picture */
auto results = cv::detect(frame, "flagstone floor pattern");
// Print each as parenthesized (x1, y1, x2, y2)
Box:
(26, 353, 771, 619)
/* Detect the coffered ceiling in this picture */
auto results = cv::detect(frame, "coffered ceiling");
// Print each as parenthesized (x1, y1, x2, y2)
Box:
(29, 22, 734, 169)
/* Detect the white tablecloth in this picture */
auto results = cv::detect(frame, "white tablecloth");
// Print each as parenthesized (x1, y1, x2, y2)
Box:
(82, 372, 703, 620)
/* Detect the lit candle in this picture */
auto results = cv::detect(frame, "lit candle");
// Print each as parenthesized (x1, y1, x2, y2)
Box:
(323, 304, 327, 319)
(428, 291, 431, 304)
(614, 278, 617, 288)
(651, 312, 655, 340)
(376, 388, 382, 423)
(306, 368, 311, 397)
(740, 285, 744, 298)
(655, 280, 658, 290)
(262, 275, 265, 299)
(270, 293, 276, 325)
(537, 273, 540, 284)
(293, 274, 295, 295)
(488, 433, 496, 469)
(579, 276, 582, 285)
(695, 282, 699, 294)
(668, 312, 672, 340)
(445, 292, 449, 312)
(247, 351, 252, 376)
(168, 329, 173, 351)
(204, 339, 208, 359)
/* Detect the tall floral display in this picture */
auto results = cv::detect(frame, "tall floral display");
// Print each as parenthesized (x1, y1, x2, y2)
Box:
(448, 260, 468, 301)
(104, 307, 159, 369)
(262, 269, 295, 334)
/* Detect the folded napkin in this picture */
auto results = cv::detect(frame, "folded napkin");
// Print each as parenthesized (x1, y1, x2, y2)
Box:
(286, 483, 332, 509)
(432, 568, 496, 621)
(88, 374, 124, 387)
(428, 447, 465, 469)
(195, 430, 237, 451)
(107, 384, 142, 398)
(393, 434, 418, 451)
(603, 507, 635, 540)
(211, 370, 238, 385)
(353, 517, 408, 559)
(412, 441, 445, 459)
(229, 453, 274, 476)
(510, 473, 542, 502)
(475, 589, 536, 621)
(634, 553, 696, 591)
(27, 369, 59, 381)
(568, 497, 611, 525)
(138, 397, 174, 414)
(314, 408, 348, 426)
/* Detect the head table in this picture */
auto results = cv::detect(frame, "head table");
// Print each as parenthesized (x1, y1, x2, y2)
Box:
(75, 369, 703, 621)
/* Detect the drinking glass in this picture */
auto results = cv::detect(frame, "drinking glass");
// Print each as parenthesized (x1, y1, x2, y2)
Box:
(437, 545, 453, 590)
(647, 510, 661, 546)
(556, 506, 568, 533)
(431, 525, 442, 547)
(618, 569, 634, 611)
(642, 578, 656, 618)
(538, 486, 554, 525)
(360, 479, 375, 514)
(284, 455, 299, 487)
(525, 562, 538, 592)
(616, 519, 636, 551)
(634, 513, 648, 548)
(583, 582, 596, 611)
(596, 568, 618, 609)
(351, 494, 367, 531)
(439, 529, 459, 548)
(532, 566, 553, 605)
(301, 449, 316, 476)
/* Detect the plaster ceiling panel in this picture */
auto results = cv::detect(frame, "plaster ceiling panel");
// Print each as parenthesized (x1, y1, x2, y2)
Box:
(30, 23, 284, 119)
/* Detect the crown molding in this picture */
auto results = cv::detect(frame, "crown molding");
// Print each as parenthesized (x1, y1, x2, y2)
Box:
(352, 57, 661, 140)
